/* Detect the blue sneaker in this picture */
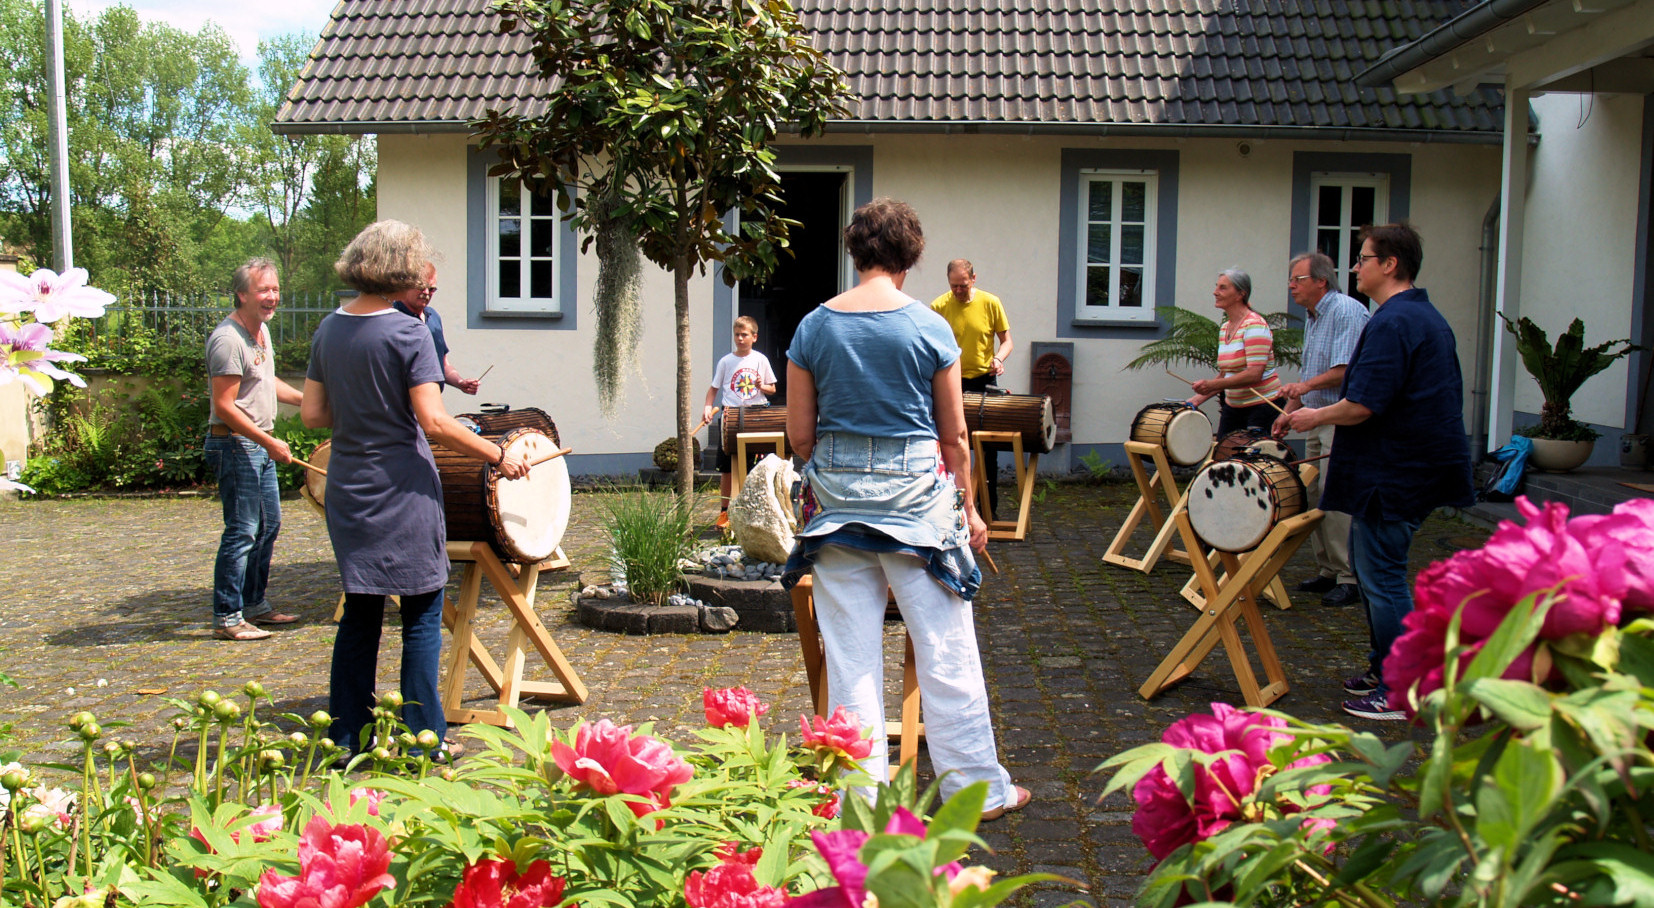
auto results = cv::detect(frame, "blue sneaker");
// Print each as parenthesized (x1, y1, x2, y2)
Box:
(1342, 690, 1405, 721)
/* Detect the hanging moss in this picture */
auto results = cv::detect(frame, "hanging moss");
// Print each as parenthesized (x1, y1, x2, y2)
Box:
(591, 191, 644, 418)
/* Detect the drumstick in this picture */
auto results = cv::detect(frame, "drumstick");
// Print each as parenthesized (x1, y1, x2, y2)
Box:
(290, 456, 327, 477)
(527, 447, 574, 467)
(1168, 366, 1286, 414)
(1289, 452, 1332, 466)
(1165, 366, 1196, 386)
(694, 407, 722, 435)
(476, 364, 495, 381)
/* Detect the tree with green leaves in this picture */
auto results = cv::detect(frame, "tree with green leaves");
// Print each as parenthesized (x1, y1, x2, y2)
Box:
(478, 0, 850, 496)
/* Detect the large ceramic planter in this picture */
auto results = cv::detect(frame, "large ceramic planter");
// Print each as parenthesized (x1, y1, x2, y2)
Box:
(1528, 437, 1594, 473)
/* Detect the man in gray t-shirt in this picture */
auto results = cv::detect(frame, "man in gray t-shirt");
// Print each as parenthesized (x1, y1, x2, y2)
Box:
(204, 258, 305, 640)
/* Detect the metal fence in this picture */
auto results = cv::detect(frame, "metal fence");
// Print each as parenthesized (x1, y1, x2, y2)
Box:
(78, 290, 341, 355)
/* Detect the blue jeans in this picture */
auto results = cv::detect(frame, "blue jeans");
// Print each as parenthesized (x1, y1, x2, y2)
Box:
(205, 435, 281, 627)
(1350, 514, 1423, 690)
(329, 589, 447, 754)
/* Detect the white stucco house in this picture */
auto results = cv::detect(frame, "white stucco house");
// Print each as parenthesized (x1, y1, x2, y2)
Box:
(1360, 0, 1654, 467)
(275, 0, 1514, 475)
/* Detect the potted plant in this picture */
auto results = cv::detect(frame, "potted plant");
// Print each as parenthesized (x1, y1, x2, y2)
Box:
(1500, 315, 1645, 471)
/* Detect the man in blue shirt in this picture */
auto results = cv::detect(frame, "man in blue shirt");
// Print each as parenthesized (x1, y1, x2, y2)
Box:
(1288, 224, 1473, 721)
(392, 264, 479, 394)
(1273, 251, 1369, 608)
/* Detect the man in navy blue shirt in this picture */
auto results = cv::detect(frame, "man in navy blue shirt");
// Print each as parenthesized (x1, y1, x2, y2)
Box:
(1288, 223, 1473, 721)
(393, 264, 480, 394)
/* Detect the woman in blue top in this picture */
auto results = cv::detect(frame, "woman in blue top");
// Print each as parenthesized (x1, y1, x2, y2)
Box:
(783, 198, 1028, 820)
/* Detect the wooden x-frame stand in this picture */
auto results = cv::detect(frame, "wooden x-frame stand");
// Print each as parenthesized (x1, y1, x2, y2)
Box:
(973, 431, 1038, 541)
(1102, 440, 1197, 573)
(732, 431, 788, 500)
(441, 540, 587, 728)
(1139, 509, 1322, 708)
(790, 575, 923, 778)
(1177, 462, 1319, 613)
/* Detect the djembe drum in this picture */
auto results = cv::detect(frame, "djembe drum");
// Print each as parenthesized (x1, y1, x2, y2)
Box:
(301, 440, 332, 515)
(721, 405, 788, 451)
(429, 427, 572, 565)
(1129, 402, 1213, 465)
(963, 392, 1057, 453)
(1212, 428, 1291, 463)
(1185, 452, 1307, 552)
(461, 405, 563, 446)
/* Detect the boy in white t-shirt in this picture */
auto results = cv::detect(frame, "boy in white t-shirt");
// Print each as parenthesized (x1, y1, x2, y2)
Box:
(702, 316, 777, 527)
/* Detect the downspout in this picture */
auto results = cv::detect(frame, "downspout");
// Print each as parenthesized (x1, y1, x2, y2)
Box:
(1471, 198, 1500, 459)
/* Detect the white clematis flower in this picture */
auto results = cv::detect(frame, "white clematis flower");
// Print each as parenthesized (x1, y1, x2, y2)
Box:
(0, 267, 114, 323)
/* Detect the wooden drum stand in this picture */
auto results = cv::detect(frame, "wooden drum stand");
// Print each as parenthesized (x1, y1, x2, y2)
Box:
(790, 575, 923, 778)
(731, 431, 788, 500)
(440, 541, 587, 728)
(1139, 508, 1322, 708)
(973, 431, 1039, 541)
(1102, 440, 1198, 573)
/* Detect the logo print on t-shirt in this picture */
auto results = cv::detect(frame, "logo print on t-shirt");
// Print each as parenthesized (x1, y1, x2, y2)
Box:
(730, 367, 763, 401)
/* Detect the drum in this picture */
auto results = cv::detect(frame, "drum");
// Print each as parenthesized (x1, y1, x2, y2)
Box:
(460, 406, 562, 447)
(721, 405, 788, 451)
(301, 440, 332, 515)
(963, 392, 1057, 454)
(1186, 452, 1307, 553)
(429, 427, 572, 564)
(1213, 429, 1291, 463)
(1129, 402, 1212, 465)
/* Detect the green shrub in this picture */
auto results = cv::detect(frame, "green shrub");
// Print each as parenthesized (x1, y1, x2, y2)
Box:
(602, 489, 697, 605)
(271, 415, 331, 492)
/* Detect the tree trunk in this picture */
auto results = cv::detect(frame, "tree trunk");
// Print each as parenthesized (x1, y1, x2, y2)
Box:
(674, 249, 694, 499)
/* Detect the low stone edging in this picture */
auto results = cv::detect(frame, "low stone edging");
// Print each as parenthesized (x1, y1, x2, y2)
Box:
(571, 573, 795, 635)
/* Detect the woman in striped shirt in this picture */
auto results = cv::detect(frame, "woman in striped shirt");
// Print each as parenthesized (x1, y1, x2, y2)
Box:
(1187, 269, 1284, 436)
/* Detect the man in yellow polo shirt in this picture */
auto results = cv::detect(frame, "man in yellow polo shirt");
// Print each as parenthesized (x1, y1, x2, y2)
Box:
(931, 258, 1014, 516)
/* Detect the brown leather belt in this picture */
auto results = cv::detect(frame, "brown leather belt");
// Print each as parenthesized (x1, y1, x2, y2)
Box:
(209, 424, 233, 437)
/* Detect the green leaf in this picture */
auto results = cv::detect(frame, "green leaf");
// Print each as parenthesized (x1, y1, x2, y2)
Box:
(927, 781, 987, 835)
(1546, 842, 1654, 906)
(1463, 678, 1553, 730)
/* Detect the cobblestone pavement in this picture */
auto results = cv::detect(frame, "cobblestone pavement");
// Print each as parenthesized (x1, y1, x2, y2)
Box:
(0, 482, 1490, 906)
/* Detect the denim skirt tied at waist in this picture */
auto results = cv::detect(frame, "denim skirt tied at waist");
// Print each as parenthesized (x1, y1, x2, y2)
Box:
(781, 432, 981, 600)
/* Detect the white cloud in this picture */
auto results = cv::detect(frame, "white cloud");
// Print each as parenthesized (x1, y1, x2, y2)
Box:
(62, 0, 338, 69)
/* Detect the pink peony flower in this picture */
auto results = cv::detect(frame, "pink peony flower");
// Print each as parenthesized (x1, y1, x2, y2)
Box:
(447, 857, 566, 908)
(684, 844, 785, 908)
(1384, 496, 1654, 713)
(704, 687, 770, 729)
(20, 786, 75, 828)
(256, 817, 395, 908)
(0, 267, 114, 323)
(799, 707, 873, 762)
(550, 718, 693, 819)
(349, 787, 385, 817)
(1130, 703, 1331, 861)
(792, 808, 958, 907)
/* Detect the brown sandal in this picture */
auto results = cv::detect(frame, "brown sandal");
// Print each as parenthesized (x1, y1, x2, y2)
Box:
(250, 611, 299, 625)
(981, 785, 1031, 822)
(214, 621, 272, 641)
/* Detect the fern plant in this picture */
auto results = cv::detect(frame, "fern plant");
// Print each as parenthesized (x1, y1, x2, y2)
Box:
(1500, 314, 1645, 439)
(1123, 306, 1303, 372)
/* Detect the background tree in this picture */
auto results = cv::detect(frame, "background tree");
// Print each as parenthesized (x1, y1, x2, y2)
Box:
(479, 0, 849, 495)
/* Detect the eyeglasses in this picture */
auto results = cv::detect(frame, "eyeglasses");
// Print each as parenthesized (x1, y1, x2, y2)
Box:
(1287, 275, 1318, 285)
(1351, 253, 1381, 267)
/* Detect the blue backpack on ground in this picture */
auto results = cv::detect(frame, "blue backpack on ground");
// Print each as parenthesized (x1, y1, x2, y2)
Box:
(1480, 436, 1532, 502)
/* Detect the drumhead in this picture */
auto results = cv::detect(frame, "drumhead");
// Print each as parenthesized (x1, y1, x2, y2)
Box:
(488, 429, 572, 563)
(1187, 458, 1280, 552)
(1163, 409, 1213, 465)
(1038, 396, 1057, 453)
(302, 440, 331, 515)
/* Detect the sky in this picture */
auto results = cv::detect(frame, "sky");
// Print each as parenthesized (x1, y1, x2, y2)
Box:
(63, 0, 339, 69)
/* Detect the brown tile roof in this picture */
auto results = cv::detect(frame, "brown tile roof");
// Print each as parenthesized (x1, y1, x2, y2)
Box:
(274, 0, 1504, 140)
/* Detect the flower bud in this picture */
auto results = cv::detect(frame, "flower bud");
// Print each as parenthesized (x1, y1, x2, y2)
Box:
(289, 732, 310, 748)
(173, 717, 190, 731)
(377, 691, 404, 710)
(101, 741, 121, 758)
(414, 730, 440, 751)
(68, 711, 94, 731)
(198, 690, 221, 708)
(0, 769, 27, 792)
(136, 773, 157, 791)
(309, 711, 332, 731)
(371, 747, 391, 762)
(243, 681, 266, 699)
(438, 767, 456, 782)
(79, 722, 102, 742)
(396, 733, 417, 750)
(19, 813, 48, 834)
(259, 750, 285, 771)
(319, 737, 336, 751)
(213, 701, 240, 723)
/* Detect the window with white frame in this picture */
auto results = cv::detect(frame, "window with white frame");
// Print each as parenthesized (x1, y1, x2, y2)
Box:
(1310, 173, 1388, 302)
(486, 177, 560, 313)
(1078, 170, 1157, 321)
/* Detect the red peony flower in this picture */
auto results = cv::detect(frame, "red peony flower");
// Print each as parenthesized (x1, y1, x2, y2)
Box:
(349, 787, 385, 817)
(550, 718, 694, 819)
(683, 844, 784, 908)
(799, 707, 873, 762)
(1130, 703, 1331, 861)
(703, 687, 770, 729)
(448, 857, 567, 908)
(1384, 496, 1654, 714)
(786, 779, 841, 819)
(256, 817, 395, 908)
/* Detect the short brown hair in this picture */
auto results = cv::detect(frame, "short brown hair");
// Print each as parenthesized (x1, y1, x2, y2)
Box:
(231, 258, 278, 308)
(947, 259, 974, 279)
(844, 198, 924, 274)
(334, 220, 436, 296)
(1358, 223, 1424, 283)
(733, 315, 759, 335)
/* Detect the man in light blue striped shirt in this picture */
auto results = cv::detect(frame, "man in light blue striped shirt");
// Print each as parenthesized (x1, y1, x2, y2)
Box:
(1273, 251, 1370, 608)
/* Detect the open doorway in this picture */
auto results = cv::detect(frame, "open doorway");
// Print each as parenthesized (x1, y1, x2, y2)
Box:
(738, 170, 848, 404)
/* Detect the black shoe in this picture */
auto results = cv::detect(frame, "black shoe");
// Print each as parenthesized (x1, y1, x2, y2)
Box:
(1343, 670, 1381, 696)
(1321, 584, 1363, 608)
(1296, 575, 1337, 594)
(1342, 690, 1406, 721)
